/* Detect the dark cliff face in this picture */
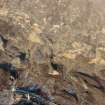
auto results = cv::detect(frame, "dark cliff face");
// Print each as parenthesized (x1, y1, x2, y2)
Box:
(0, 0, 105, 105)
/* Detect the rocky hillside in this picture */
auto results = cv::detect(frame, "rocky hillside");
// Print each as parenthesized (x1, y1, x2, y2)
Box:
(0, 0, 105, 105)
